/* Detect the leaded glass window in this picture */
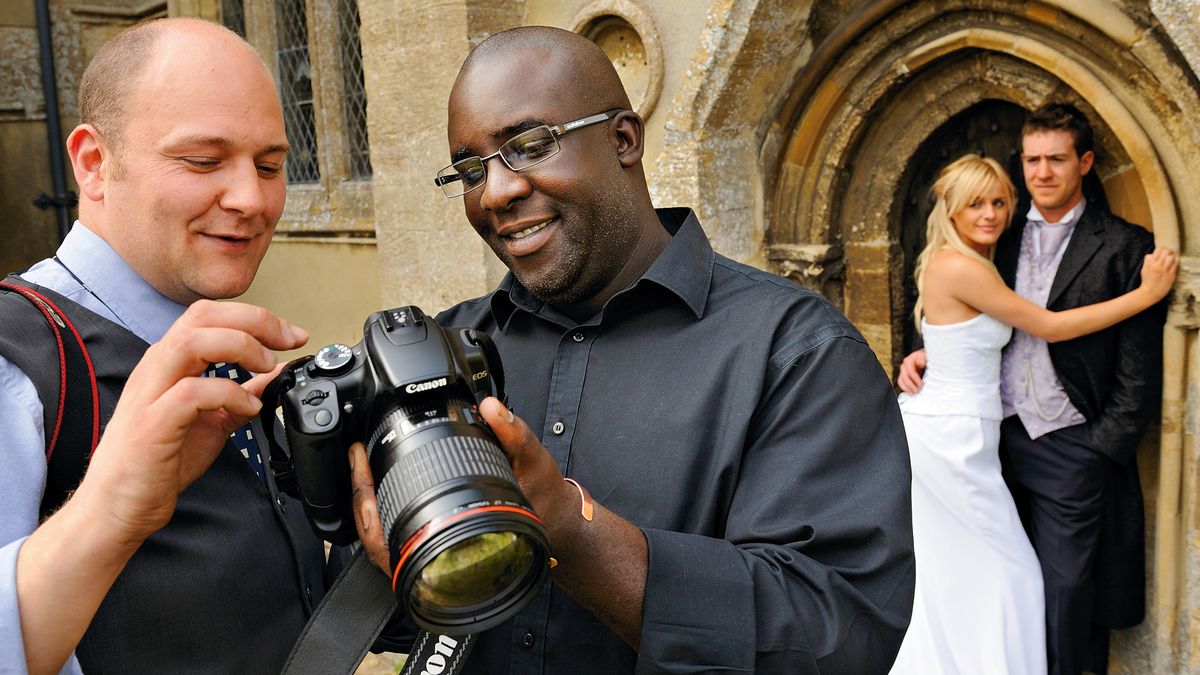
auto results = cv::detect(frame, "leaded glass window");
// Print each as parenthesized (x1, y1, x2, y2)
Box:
(275, 0, 320, 183)
(337, 0, 372, 180)
(219, 0, 245, 37)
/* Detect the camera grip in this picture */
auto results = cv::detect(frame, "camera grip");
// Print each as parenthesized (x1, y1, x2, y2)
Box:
(285, 383, 358, 544)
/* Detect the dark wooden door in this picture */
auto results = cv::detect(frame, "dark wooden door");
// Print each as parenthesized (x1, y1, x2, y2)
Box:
(896, 99, 1029, 357)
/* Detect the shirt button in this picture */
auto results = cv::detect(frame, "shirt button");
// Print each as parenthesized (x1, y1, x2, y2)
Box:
(552, 421, 565, 435)
(572, 332, 584, 342)
(520, 631, 535, 648)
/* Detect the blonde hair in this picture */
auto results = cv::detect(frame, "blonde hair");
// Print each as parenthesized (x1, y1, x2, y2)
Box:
(912, 154, 1017, 331)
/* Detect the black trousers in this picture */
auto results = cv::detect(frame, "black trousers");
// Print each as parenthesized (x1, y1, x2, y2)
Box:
(1000, 417, 1115, 675)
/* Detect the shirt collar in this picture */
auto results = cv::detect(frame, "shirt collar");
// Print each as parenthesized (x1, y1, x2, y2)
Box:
(57, 221, 187, 344)
(488, 207, 714, 327)
(1027, 197, 1087, 227)
(639, 207, 713, 318)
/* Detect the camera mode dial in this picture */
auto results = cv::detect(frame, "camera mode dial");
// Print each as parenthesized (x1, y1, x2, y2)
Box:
(313, 343, 354, 375)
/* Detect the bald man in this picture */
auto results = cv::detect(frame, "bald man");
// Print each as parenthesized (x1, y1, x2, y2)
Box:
(0, 19, 322, 673)
(371, 26, 915, 673)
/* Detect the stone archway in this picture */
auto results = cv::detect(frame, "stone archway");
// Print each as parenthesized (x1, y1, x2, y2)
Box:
(758, 1, 1200, 671)
(763, 9, 1185, 374)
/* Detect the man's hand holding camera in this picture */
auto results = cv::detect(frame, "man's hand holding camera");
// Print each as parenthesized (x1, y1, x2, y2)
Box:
(474, 398, 591, 567)
(477, 397, 648, 649)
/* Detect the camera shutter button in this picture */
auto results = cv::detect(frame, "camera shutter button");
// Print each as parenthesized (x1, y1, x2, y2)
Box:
(314, 409, 334, 427)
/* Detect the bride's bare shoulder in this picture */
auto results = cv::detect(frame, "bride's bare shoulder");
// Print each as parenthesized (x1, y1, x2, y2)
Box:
(926, 247, 992, 280)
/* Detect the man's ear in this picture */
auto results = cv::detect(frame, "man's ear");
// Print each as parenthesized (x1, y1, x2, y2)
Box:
(609, 110, 645, 168)
(67, 124, 110, 202)
(1079, 149, 1095, 177)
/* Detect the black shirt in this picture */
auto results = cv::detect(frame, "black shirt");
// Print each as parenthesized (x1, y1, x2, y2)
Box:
(437, 208, 914, 673)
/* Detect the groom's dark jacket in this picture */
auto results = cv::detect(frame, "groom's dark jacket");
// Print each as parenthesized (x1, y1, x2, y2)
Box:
(994, 202, 1162, 628)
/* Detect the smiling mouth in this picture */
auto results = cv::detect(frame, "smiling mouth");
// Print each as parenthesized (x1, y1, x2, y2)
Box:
(202, 232, 255, 247)
(507, 220, 552, 240)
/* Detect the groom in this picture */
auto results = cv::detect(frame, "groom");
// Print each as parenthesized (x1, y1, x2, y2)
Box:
(898, 103, 1165, 675)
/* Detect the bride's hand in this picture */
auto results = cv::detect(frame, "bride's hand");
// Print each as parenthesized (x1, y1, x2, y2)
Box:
(1138, 247, 1178, 302)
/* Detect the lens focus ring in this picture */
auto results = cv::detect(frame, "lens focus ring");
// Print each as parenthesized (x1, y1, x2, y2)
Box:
(375, 434, 518, 537)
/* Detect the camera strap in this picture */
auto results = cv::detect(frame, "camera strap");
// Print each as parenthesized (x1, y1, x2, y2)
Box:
(283, 546, 476, 674)
(398, 631, 476, 675)
(283, 546, 396, 674)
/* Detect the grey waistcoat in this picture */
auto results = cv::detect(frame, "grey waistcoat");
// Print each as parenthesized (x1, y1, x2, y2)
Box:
(0, 283, 326, 673)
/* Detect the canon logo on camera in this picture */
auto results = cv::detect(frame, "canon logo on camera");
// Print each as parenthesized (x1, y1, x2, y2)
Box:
(405, 377, 447, 394)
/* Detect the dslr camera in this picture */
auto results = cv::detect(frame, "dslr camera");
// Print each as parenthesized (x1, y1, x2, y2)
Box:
(261, 306, 549, 635)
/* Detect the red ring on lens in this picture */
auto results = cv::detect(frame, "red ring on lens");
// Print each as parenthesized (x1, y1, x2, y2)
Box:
(391, 505, 543, 591)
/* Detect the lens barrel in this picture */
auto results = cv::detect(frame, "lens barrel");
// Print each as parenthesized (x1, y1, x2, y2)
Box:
(367, 394, 549, 635)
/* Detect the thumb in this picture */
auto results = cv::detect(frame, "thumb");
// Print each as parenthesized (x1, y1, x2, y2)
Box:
(479, 397, 536, 461)
(244, 362, 289, 398)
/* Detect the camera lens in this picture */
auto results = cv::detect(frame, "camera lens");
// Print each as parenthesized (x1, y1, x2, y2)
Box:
(367, 394, 549, 635)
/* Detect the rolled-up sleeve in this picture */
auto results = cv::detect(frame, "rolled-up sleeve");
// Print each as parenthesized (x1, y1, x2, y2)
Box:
(637, 335, 915, 673)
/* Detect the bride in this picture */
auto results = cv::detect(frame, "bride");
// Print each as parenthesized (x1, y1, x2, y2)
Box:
(889, 154, 1176, 674)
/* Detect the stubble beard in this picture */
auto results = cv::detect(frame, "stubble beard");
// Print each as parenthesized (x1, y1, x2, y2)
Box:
(516, 183, 641, 307)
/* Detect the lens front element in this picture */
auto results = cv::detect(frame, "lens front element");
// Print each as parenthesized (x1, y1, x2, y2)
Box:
(414, 531, 536, 608)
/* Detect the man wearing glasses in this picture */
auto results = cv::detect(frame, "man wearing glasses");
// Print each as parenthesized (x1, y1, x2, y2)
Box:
(360, 25, 915, 673)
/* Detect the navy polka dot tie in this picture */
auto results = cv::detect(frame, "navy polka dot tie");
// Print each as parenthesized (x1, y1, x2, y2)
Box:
(205, 362, 266, 483)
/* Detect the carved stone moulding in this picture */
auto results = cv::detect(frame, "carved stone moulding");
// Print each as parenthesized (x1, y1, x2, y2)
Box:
(570, 0, 663, 121)
(766, 242, 845, 304)
(1168, 255, 1200, 331)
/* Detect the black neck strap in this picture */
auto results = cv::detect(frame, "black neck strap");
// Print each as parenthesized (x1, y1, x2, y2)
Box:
(283, 546, 476, 675)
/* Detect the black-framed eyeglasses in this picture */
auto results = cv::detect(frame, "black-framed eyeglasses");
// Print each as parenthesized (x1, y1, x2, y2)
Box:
(434, 109, 624, 198)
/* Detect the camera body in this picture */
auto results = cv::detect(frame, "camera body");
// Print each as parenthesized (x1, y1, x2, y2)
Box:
(276, 306, 503, 544)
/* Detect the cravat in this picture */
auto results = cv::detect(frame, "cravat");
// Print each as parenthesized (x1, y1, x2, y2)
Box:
(1035, 222, 1071, 268)
(205, 362, 267, 482)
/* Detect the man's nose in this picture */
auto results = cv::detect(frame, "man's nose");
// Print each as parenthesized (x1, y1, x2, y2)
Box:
(1034, 158, 1053, 178)
(478, 155, 532, 212)
(220, 158, 267, 216)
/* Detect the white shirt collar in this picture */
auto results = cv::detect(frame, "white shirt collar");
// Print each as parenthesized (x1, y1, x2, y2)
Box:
(1026, 197, 1087, 227)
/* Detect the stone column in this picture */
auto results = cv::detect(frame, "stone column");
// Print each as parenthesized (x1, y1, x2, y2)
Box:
(357, 0, 522, 314)
(1147, 255, 1200, 672)
(167, 0, 219, 20)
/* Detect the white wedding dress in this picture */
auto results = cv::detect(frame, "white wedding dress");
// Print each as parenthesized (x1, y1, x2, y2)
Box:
(890, 313, 1046, 675)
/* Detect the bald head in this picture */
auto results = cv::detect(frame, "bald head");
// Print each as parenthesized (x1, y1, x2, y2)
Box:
(79, 18, 267, 151)
(453, 26, 631, 117)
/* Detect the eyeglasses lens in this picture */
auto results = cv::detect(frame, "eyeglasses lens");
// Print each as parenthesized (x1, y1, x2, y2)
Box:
(502, 127, 559, 169)
(437, 159, 484, 198)
(436, 126, 561, 198)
